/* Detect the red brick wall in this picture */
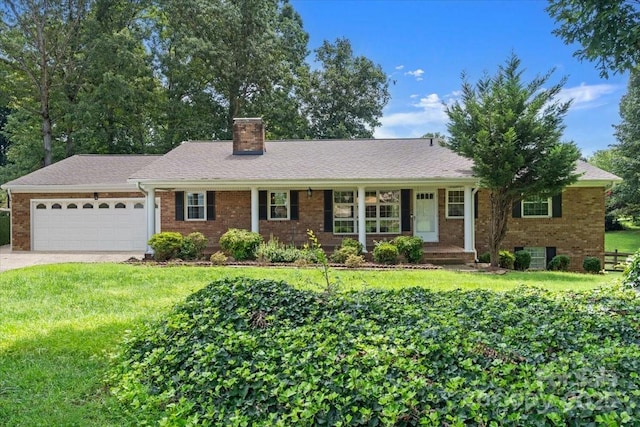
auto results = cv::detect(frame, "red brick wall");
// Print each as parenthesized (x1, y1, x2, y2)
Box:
(438, 189, 465, 247)
(474, 187, 605, 272)
(10, 191, 144, 251)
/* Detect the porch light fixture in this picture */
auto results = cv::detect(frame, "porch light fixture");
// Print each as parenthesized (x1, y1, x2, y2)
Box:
(93, 192, 99, 200)
(307, 187, 313, 198)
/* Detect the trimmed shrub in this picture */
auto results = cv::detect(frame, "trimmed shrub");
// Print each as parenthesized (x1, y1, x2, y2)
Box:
(209, 251, 227, 265)
(622, 250, 640, 288)
(514, 250, 531, 271)
(219, 228, 262, 260)
(344, 254, 365, 268)
(605, 213, 624, 231)
(392, 235, 424, 264)
(330, 246, 359, 263)
(148, 232, 183, 261)
(548, 255, 570, 271)
(339, 237, 364, 255)
(498, 250, 515, 269)
(478, 252, 491, 263)
(178, 232, 208, 260)
(372, 241, 399, 265)
(255, 237, 300, 263)
(583, 256, 602, 274)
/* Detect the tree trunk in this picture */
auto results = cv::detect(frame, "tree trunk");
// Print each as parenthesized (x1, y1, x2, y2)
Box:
(488, 190, 511, 268)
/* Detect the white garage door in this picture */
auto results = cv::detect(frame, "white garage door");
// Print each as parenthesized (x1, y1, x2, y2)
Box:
(32, 198, 157, 251)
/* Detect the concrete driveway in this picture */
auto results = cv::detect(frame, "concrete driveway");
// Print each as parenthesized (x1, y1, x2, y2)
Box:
(0, 245, 144, 272)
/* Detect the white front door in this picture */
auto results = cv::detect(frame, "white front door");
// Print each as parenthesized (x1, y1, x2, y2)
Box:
(414, 190, 438, 242)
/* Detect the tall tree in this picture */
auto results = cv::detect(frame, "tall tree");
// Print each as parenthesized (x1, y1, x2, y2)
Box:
(155, 0, 308, 142)
(0, 0, 90, 166)
(547, 0, 640, 77)
(306, 38, 390, 139)
(612, 69, 640, 220)
(445, 54, 581, 267)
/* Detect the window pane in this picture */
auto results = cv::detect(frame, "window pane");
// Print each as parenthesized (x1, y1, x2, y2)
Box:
(379, 190, 399, 203)
(524, 247, 546, 270)
(380, 220, 400, 233)
(380, 205, 399, 218)
(334, 191, 354, 204)
(365, 205, 377, 218)
(52, 203, 62, 209)
(67, 203, 77, 209)
(365, 220, 377, 232)
(115, 202, 126, 209)
(271, 191, 287, 206)
(334, 220, 355, 234)
(334, 205, 354, 218)
(523, 196, 549, 216)
(36, 203, 46, 209)
(99, 203, 109, 209)
(365, 191, 377, 204)
(188, 206, 204, 219)
(270, 206, 288, 219)
(83, 203, 94, 209)
(448, 204, 464, 217)
(448, 190, 464, 203)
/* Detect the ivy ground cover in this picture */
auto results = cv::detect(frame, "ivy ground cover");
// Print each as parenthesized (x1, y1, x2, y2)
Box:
(110, 277, 640, 426)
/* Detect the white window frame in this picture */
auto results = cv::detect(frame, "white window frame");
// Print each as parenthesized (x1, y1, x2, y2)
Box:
(523, 247, 547, 270)
(333, 190, 356, 234)
(446, 189, 465, 219)
(186, 191, 206, 221)
(365, 190, 401, 234)
(268, 190, 290, 220)
(333, 189, 401, 235)
(522, 195, 551, 218)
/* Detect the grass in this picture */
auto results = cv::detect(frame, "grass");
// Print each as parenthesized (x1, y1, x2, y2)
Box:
(605, 222, 640, 253)
(0, 263, 618, 426)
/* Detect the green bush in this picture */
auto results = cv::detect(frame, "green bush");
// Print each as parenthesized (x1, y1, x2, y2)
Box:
(255, 237, 301, 263)
(498, 250, 515, 269)
(514, 250, 531, 271)
(344, 254, 365, 268)
(110, 278, 640, 426)
(622, 250, 640, 288)
(583, 256, 602, 274)
(339, 237, 364, 255)
(330, 246, 359, 263)
(178, 232, 208, 260)
(148, 232, 183, 261)
(478, 252, 491, 263)
(209, 251, 227, 265)
(392, 235, 424, 263)
(548, 255, 570, 271)
(372, 241, 398, 264)
(219, 228, 262, 260)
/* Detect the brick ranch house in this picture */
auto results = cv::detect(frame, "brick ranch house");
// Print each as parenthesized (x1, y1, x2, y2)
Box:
(2, 118, 621, 271)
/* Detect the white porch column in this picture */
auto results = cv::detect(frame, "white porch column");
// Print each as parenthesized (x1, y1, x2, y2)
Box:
(146, 186, 156, 255)
(463, 185, 473, 252)
(251, 187, 259, 233)
(357, 186, 367, 252)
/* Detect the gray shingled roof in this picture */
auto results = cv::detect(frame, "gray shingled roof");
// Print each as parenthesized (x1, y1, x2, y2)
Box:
(130, 139, 476, 182)
(2, 140, 621, 189)
(2, 155, 161, 187)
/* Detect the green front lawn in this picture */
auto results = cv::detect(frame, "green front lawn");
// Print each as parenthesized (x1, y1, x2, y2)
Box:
(0, 264, 618, 426)
(605, 228, 640, 253)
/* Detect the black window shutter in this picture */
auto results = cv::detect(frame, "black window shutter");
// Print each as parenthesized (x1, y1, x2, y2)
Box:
(324, 190, 333, 232)
(512, 200, 522, 218)
(401, 189, 411, 232)
(206, 191, 215, 220)
(290, 190, 299, 220)
(474, 191, 479, 219)
(259, 191, 267, 220)
(552, 193, 562, 218)
(546, 247, 557, 268)
(515, 246, 524, 253)
(175, 191, 184, 221)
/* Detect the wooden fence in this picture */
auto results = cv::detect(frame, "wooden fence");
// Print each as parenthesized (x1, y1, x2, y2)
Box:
(604, 250, 633, 271)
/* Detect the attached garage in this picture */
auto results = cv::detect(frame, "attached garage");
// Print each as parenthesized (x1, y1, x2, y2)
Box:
(31, 198, 156, 251)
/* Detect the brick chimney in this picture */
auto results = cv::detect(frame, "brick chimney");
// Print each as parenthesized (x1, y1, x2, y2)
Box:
(232, 118, 265, 155)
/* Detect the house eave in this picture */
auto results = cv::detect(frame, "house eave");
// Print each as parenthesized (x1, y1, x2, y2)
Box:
(0, 183, 142, 193)
(130, 177, 481, 190)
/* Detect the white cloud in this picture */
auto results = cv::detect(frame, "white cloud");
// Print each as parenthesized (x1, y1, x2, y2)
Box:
(395, 65, 404, 70)
(405, 69, 425, 81)
(557, 83, 618, 110)
(409, 94, 419, 99)
(375, 92, 449, 138)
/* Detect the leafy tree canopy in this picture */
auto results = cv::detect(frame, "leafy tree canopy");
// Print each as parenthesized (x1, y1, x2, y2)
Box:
(547, 0, 640, 77)
(445, 54, 581, 266)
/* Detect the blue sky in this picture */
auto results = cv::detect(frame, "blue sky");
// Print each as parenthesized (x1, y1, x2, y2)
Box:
(290, 0, 628, 157)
